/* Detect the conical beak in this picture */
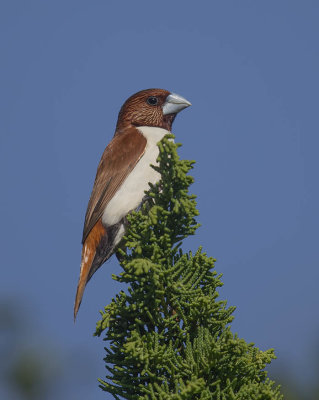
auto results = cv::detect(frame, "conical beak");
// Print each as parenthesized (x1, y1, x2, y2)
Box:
(162, 92, 192, 115)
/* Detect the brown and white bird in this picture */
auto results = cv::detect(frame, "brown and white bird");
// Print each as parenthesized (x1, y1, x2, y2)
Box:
(74, 88, 191, 319)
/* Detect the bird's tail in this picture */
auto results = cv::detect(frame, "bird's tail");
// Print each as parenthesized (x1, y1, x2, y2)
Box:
(74, 220, 106, 321)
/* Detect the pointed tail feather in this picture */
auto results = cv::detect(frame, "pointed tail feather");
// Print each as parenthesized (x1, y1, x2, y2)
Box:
(74, 243, 96, 320)
(74, 220, 106, 320)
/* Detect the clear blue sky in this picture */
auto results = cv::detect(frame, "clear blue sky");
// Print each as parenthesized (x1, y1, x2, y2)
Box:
(1, 1, 318, 398)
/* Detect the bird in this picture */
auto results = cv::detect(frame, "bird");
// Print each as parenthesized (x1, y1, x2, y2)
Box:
(74, 88, 191, 319)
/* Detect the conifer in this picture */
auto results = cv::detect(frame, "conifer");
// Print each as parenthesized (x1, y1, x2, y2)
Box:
(95, 135, 282, 400)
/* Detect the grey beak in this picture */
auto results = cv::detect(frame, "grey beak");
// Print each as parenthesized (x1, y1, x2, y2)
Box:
(162, 92, 192, 115)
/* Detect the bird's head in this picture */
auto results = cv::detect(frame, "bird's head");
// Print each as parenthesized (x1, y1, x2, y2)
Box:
(115, 88, 191, 132)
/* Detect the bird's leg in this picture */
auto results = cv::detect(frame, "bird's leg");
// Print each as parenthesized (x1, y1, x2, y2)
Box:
(138, 194, 155, 213)
(115, 217, 128, 262)
(115, 194, 155, 263)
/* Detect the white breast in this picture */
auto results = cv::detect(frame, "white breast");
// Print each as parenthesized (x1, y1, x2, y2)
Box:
(102, 126, 170, 227)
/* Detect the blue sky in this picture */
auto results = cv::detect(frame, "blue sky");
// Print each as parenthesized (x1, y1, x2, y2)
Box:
(1, 1, 318, 398)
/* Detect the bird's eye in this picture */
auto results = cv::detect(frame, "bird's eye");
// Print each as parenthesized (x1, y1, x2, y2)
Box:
(147, 96, 158, 106)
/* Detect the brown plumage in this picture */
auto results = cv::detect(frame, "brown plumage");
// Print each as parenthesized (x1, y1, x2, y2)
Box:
(115, 89, 171, 132)
(82, 128, 147, 243)
(74, 88, 191, 320)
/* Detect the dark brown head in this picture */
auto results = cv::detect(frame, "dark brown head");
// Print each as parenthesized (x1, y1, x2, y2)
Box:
(115, 88, 191, 133)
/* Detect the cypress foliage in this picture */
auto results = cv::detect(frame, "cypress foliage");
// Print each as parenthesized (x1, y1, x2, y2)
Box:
(95, 135, 282, 400)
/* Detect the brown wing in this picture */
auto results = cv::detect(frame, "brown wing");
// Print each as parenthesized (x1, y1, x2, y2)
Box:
(82, 127, 147, 243)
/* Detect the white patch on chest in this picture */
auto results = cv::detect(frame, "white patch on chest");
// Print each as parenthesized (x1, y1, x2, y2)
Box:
(102, 126, 170, 227)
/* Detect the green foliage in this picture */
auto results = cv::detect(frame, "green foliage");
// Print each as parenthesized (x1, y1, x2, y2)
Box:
(95, 135, 282, 399)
